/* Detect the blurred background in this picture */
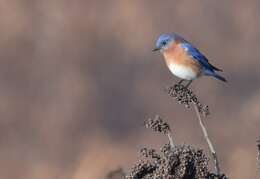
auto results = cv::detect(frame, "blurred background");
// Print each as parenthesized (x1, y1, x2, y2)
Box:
(0, 0, 259, 178)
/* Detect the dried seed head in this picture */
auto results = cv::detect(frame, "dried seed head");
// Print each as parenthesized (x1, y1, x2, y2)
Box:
(127, 115, 228, 179)
(166, 84, 210, 116)
(140, 148, 161, 160)
(144, 115, 171, 134)
(126, 159, 156, 179)
(126, 144, 228, 179)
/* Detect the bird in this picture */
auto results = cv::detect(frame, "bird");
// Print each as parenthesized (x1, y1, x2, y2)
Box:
(153, 33, 226, 87)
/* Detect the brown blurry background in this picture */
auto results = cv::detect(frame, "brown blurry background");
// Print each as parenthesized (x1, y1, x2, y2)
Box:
(0, 0, 260, 179)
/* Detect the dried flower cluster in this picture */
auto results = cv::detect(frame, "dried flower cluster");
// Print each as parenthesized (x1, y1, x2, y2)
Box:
(114, 83, 229, 178)
(166, 84, 209, 116)
(257, 137, 260, 169)
(144, 115, 171, 135)
(127, 144, 227, 179)
(126, 115, 228, 179)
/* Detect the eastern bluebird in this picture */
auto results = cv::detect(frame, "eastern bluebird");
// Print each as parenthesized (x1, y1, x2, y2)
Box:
(153, 33, 226, 87)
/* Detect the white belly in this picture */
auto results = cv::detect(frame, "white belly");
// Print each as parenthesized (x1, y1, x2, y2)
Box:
(168, 63, 198, 80)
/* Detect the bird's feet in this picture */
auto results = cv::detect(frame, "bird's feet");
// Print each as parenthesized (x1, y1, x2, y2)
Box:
(177, 79, 192, 89)
(178, 79, 184, 85)
(185, 80, 193, 88)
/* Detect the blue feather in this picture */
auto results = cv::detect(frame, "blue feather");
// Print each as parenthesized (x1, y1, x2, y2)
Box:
(180, 42, 222, 72)
(203, 69, 227, 82)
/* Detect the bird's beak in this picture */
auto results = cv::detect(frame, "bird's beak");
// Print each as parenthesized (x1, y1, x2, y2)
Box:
(152, 48, 160, 52)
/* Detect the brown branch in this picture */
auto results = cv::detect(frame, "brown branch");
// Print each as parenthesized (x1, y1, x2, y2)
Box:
(193, 103, 221, 176)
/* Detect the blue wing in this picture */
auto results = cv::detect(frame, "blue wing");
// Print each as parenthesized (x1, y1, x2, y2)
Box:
(181, 42, 222, 72)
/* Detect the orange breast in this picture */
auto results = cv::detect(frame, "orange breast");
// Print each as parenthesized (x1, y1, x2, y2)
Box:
(163, 44, 202, 75)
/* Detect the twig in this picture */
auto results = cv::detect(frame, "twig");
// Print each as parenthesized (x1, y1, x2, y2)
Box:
(193, 103, 221, 176)
(167, 132, 175, 149)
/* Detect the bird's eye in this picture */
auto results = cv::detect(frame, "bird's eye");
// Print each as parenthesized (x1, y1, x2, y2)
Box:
(162, 41, 167, 45)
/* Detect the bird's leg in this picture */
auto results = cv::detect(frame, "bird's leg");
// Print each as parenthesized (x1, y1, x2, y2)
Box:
(185, 80, 193, 88)
(178, 79, 184, 85)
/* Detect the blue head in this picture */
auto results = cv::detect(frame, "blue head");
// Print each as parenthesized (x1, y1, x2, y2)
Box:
(153, 33, 180, 52)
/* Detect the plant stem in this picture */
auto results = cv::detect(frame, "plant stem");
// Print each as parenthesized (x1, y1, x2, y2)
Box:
(167, 132, 175, 148)
(193, 103, 221, 176)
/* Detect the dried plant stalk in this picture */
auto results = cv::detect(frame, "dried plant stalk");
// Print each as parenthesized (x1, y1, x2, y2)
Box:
(193, 103, 221, 175)
(167, 132, 175, 149)
(125, 83, 228, 178)
(127, 114, 228, 178)
(165, 83, 223, 177)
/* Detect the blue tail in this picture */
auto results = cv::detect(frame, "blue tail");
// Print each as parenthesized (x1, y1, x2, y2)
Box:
(204, 70, 227, 82)
(212, 73, 227, 82)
